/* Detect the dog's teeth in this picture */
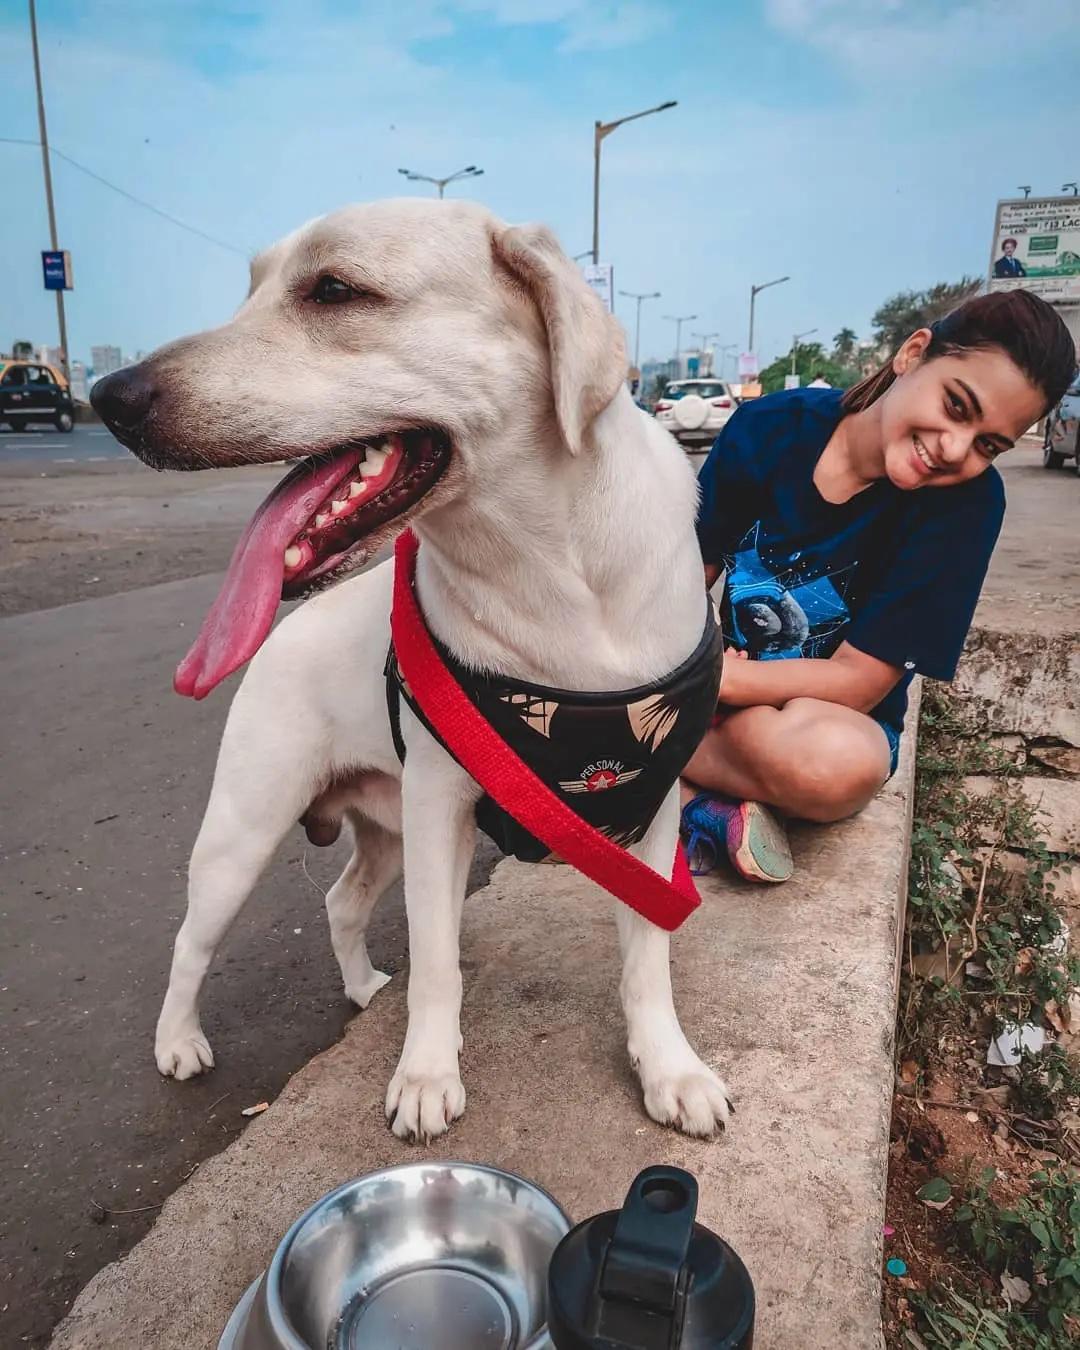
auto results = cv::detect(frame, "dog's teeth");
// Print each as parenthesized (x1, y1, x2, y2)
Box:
(331, 498, 348, 515)
(359, 449, 386, 479)
(284, 546, 303, 568)
(315, 512, 329, 528)
(348, 480, 366, 498)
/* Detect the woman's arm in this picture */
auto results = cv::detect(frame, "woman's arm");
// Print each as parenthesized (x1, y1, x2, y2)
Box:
(718, 640, 903, 714)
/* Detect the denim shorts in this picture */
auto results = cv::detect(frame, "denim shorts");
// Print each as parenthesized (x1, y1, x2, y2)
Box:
(875, 718, 902, 779)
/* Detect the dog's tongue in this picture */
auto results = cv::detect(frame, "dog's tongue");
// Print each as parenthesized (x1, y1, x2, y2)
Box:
(174, 453, 356, 699)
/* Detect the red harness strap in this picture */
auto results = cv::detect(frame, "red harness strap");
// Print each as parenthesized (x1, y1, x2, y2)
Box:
(390, 529, 700, 932)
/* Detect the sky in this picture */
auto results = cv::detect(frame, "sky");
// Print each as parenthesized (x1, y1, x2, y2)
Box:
(2, 0, 1078, 373)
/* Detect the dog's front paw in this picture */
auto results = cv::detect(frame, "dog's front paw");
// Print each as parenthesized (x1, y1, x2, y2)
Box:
(155, 1025, 215, 1080)
(640, 1063, 733, 1138)
(385, 1068, 466, 1143)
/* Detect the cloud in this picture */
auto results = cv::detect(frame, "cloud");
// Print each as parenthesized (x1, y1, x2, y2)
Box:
(454, 0, 668, 51)
(765, 0, 1080, 79)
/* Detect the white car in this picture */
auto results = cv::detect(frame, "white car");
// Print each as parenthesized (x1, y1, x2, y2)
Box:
(1043, 374, 1080, 472)
(653, 379, 738, 448)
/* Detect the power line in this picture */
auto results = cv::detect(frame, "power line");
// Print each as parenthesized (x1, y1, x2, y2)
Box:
(0, 136, 249, 257)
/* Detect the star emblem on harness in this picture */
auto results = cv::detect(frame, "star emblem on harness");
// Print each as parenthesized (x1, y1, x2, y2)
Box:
(558, 760, 644, 794)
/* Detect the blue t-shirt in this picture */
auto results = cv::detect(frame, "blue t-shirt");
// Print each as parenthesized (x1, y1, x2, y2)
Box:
(696, 387, 1005, 732)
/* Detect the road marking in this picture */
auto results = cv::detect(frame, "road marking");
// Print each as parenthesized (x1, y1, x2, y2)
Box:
(87, 456, 112, 462)
(55, 457, 76, 464)
(88, 430, 114, 437)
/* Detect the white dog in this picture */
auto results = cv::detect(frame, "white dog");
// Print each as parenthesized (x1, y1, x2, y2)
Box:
(91, 199, 733, 1141)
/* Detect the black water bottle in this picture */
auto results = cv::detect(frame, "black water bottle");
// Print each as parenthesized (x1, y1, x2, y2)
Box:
(547, 1166, 754, 1350)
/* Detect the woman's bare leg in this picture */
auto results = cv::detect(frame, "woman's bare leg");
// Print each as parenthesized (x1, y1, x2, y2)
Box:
(682, 697, 892, 822)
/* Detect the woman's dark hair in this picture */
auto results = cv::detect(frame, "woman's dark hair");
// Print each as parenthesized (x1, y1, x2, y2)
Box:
(842, 289, 1077, 417)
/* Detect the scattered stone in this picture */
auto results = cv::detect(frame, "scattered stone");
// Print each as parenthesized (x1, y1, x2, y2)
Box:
(1027, 744, 1080, 776)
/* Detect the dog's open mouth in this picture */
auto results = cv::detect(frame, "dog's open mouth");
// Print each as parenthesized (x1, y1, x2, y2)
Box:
(174, 428, 450, 700)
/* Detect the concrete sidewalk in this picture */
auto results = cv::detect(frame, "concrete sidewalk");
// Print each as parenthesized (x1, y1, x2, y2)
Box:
(51, 697, 916, 1350)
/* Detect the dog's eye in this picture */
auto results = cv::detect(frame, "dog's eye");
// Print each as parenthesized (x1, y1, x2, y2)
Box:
(308, 275, 359, 304)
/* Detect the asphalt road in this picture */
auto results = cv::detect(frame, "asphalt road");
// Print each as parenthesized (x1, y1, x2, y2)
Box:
(0, 448, 493, 1347)
(0, 422, 129, 467)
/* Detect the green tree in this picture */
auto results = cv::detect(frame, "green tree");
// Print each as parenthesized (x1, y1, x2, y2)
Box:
(758, 338, 868, 395)
(832, 327, 857, 364)
(871, 277, 981, 352)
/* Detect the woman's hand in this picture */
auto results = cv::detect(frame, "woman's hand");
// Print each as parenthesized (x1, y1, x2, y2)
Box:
(717, 646, 749, 704)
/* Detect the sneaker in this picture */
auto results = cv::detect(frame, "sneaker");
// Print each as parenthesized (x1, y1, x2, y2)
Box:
(680, 793, 793, 884)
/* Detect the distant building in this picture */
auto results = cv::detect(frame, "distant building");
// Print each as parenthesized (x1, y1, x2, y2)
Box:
(91, 345, 124, 378)
(641, 357, 678, 388)
(69, 361, 89, 402)
(38, 344, 65, 369)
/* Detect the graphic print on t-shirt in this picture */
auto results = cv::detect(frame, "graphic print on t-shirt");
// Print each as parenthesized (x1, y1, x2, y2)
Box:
(723, 522, 855, 660)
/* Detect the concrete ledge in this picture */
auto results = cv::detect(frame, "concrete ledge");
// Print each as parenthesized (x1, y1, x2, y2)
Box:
(51, 692, 918, 1350)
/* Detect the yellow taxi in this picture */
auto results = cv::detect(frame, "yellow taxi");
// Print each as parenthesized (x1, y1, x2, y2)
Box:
(0, 359, 75, 432)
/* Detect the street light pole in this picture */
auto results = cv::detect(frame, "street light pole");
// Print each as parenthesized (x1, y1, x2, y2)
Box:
(397, 165, 484, 198)
(691, 332, 720, 375)
(718, 343, 738, 378)
(619, 289, 661, 369)
(663, 312, 697, 370)
(791, 327, 818, 377)
(592, 100, 676, 265)
(28, 0, 69, 383)
(748, 275, 790, 355)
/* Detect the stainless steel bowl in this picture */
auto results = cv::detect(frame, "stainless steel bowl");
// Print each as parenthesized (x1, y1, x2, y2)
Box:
(219, 1162, 572, 1350)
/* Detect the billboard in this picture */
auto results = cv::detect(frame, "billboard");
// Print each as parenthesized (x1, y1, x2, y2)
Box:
(988, 197, 1080, 304)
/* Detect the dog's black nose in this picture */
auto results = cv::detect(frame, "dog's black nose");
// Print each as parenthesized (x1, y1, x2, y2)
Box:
(90, 366, 157, 431)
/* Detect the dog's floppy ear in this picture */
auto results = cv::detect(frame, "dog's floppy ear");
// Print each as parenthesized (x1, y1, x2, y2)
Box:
(493, 224, 627, 455)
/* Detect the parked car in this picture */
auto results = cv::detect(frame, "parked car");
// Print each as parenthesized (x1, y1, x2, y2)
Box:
(0, 360, 75, 432)
(1043, 374, 1080, 471)
(653, 379, 738, 448)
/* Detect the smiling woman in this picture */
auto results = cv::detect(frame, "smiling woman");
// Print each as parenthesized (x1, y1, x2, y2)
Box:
(681, 290, 1077, 883)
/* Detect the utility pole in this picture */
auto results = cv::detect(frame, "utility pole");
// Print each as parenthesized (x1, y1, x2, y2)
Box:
(592, 101, 676, 265)
(397, 165, 484, 198)
(29, 0, 69, 382)
(663, 313, 697, 371)
(619, 289, 660, 370)
(748, 275, 790, 355)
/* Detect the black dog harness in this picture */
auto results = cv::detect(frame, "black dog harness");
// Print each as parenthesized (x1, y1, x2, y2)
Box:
(386, 605, 722, 863)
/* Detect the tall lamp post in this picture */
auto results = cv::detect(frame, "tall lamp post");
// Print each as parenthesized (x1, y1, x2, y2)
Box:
(748, 275, 790, 355)
(619, 289, 661, 369)
(663, 313, 697, 371)
(791, 327, 818, 377)
(718, 343, 738, 378)
(691, 332, 720, 375)
(397, 165, 484, 198)
(592, 101, 676, 265)
(28, 0, 69, 382)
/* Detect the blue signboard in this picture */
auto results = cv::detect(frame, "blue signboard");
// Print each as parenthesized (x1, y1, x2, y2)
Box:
(686, 355, 700, 377)
(42, 250, 73, 290)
